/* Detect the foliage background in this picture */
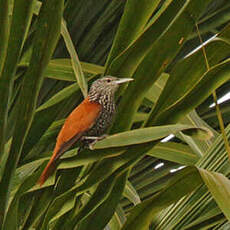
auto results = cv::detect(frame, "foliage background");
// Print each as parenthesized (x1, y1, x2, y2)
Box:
(1, 0, 230, 229)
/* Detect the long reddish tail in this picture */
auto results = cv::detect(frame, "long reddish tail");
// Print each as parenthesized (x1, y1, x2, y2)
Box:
(38, 122, 82, 186)
(38, 145, 61, 186)
(38, 157, 57, 186)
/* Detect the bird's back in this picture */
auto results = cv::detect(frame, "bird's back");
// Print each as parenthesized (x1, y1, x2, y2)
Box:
(38, 97, 102, 186)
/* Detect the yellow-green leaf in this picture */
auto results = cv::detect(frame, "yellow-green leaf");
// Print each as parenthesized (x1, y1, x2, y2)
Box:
(199, 169, 230, 221)
(93, 125, 212, 149)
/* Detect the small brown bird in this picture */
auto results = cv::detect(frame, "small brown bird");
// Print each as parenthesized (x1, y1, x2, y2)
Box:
(38, 76, 133, 186)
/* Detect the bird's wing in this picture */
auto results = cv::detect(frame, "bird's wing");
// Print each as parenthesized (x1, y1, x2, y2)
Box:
(38, 97, 101, 186)
(55, 97, 102, 155)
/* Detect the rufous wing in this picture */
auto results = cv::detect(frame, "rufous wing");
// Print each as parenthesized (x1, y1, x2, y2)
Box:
(38, 97, 102, 186)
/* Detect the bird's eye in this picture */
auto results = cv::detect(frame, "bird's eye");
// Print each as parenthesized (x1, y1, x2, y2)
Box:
(107, 79, 111, 83)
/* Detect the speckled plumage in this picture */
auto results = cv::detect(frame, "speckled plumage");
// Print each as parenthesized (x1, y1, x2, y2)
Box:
(38, 76, 133, 186)
(81, 77, 117, 147)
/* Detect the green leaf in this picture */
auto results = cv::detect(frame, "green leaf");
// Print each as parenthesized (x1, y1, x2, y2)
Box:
(145, 73, 216, 158)
(0, 0, 64, 225)
(148, 142, 199, 165)
(0, 138, 11, 181)
(147, 70, 217, 157)
(0, 0, 34, 170)
(36, 72, 99, 112)
(106, 0, 162, 68)
(59, 148, 124, 169)
(0, 0, 9, 74)
(61, 20, 88, 97)
(122, 166, 203, 230)
(41, 166, 113, 228)
(18, 195, 36, 230)
(0, 0, 35, 226)
(183, 205, 222, 230)
(182, 127, 213, 140)
(36, 83, 79, 112)
(78, 171, 128, 230)
(108, 205, 126, 230)
(4, 161, 51, 230)
(144, 72, 217, 157)
(81, 62, 105, 75)
(107, 0, 179, 77)
(199, 169, 230, 221)
(21, 189, 54, 229)
(133, 112, 149, 122)
(37, 170, 82, 228)
(111, 0, 212, 132)
(43, 58, 76, 81)
(144, 73, 169, 104)
(2, 199, 19, 230)
(41, 189, 76, 230)
(43, 159, 132, 227)
(80, 61, 104, 75)
(11, 159, 46, 193)
(150, 58, 230, 126)
(152, 125, 230, 229)
(123, 180, 141, 205)
(1, 1, 227, 229)
(147, 24, 230, 126)
(62, 173, 119, 228)
(19, 58, 104, 81)
(93, 124, 212, 149)
(179, 110, 218, 157)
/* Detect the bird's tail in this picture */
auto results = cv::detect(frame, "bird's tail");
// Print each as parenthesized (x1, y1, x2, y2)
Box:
(38, 157, 57, 186)
(38, 146, 61, 186)
(38, 134, 81, 186)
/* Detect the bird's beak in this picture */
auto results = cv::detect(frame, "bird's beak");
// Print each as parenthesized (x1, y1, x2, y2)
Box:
(115, 78, 133, 84)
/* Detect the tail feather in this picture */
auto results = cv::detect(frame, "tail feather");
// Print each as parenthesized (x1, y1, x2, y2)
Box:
(38, 158, 57, 186)
(38, 146, 60, 186)
(38, 133, 82, 186)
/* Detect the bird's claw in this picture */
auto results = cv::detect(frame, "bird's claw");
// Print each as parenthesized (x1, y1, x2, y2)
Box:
(83, 134, 108, 150)
(88, 142, 95, 150)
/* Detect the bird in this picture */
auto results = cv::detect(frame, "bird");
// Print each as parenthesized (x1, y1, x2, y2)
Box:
(38, 76, 133, 186)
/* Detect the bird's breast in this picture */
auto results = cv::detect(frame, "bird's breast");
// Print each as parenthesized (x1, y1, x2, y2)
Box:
(85, 101, 115, 137)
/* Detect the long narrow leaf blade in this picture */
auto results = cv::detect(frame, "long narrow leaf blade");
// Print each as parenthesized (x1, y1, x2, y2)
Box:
(93, 125, 212, 149)
(147, 25, 230, 126)
(199, 169, 230, 221)
(0, 0, 9, 74)
(148, 142, 199, 165)
(106, 0, 162, 68)
(111, 0, 212, 132)
(150, 59, 230, 126)
(122, 167, 203, 230)
(123, 180, 141, 205)
(78, 171, 128, 230)
(0, 0, 64, 225)
(0, 0, 34, 165)
(61, 20, 88, 97)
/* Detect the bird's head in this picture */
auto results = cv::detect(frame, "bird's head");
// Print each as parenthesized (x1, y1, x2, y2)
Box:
(89, 76, 133, 102)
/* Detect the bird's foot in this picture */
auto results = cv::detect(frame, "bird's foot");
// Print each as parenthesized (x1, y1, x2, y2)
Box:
(82, 135, 108, 150)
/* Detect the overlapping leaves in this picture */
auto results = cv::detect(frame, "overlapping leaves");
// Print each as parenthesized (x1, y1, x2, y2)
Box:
(2, 0, 230, 230)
